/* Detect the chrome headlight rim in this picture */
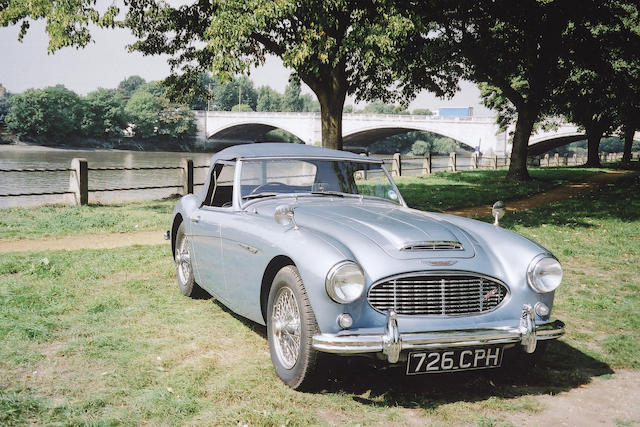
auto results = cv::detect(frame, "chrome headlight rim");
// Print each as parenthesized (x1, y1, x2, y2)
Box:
(527, 253, 563, 293)
(325, 260, 365, 304)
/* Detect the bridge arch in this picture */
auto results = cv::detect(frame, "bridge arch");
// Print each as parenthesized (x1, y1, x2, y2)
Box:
(343, 125, 476, 151)
(207, 121, 305, 143)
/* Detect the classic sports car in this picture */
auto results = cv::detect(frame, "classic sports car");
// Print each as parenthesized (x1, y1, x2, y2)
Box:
(170, 143, 564, 390)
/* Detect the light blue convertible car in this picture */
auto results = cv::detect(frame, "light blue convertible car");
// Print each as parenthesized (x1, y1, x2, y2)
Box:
(170, 143, 564, 389)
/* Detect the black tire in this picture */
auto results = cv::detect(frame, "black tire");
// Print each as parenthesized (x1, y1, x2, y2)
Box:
(174, 222, 208, 299)
(266, 265, 323, 390)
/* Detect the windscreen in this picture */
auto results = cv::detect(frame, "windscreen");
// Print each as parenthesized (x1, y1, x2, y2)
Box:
(239, 159, 401, 204)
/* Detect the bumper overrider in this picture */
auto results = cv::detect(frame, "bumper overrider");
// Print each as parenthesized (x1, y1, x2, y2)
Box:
(312, 304, 565, 363)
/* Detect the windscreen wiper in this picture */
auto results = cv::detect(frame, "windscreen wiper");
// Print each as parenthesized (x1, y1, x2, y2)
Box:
(311, 191, 345, 197)
(242, 192, 278, 200)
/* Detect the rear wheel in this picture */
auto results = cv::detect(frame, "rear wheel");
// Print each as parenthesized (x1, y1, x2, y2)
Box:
(174, 222, 208, 298)
(267, 265, 323, 390)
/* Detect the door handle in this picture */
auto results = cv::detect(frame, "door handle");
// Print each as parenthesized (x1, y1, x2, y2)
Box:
(191, 215, 200, 223)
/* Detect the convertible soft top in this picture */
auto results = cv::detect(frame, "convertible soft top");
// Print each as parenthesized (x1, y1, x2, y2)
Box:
(208, 142, 381, 164)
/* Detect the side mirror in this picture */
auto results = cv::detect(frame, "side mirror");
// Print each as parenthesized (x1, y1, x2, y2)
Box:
(274, 205, 298, 230)
(492, 201, 506, 226)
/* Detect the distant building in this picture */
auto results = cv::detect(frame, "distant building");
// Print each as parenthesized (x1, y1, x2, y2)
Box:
(437, 107, 473, 117)
(0, 84, 6, 98)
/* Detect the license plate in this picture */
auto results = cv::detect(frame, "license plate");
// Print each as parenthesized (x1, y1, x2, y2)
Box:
(406, 346, 503, 375)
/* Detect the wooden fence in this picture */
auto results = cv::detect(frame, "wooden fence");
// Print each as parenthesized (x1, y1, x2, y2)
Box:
(1, 151, 637, 206)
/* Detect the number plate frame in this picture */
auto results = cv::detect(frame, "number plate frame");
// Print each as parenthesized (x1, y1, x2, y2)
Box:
(406, 346, 504, 375)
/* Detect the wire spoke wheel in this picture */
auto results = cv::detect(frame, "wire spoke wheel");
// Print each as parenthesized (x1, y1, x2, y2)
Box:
(267, 265, 323, 390)
(176, 234, 192, 286)
(271, 287, 302, 369)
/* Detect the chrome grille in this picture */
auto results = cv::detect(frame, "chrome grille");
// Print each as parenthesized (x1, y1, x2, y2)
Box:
(400, 241, 463, 251)
(368, 274, 508, 316)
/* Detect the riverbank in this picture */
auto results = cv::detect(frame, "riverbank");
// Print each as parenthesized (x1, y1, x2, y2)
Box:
(1, 130, 206, 152)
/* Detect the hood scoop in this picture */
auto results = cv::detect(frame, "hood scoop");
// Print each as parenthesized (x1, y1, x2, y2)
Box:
(400, 241, 464, 251)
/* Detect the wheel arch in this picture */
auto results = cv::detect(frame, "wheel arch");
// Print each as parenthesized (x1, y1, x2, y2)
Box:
(171, 213, 184, 259)
(260, 255, 296, 323)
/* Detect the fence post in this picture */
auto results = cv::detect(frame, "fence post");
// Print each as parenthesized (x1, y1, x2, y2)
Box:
(423, 153, 432, 175)
(449, 152, 457, 172)
(69, 158, 88, 206)
(181, 159, 194, 194)
(471, 152, 478, 169)
(492, 155, 498, 170)
(359, 153, 368, 179)
(544, 153, 550, 167)
(392, 153, 402, 177)
(572, 153, 577, 165)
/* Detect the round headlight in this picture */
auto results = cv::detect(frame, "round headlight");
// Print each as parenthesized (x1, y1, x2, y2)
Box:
(325, 261, 365, 304)
(527, 255, 563, 293)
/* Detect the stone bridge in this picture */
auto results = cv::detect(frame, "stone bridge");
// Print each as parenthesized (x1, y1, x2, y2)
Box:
(193, 111, 639, 155)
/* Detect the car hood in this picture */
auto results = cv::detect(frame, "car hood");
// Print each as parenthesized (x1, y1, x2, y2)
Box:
(254, 198, 476, 260)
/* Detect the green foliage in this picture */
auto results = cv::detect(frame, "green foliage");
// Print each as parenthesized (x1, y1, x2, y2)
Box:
(124, 89, 195, 139)
(256, 86, 282, 112)
(80, 88, 127, 138)
(231, 103, 253, 112)
(0, 97, 10, 124)
(300, 93, 320, 112)
(5, 86, 83, 139)
(343, 104, 354, 114)
(117, 75, 146, 97)
(125, 90, 164, 138)
(411, 108, 433, 116)
(214, 76, 257, 111)
(280, 75, 303, 112)
(361, 101, 397, 114)
(369, 131, 468, 155)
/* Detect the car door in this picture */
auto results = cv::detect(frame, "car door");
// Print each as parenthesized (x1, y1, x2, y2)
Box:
(189, 161, 235, 301)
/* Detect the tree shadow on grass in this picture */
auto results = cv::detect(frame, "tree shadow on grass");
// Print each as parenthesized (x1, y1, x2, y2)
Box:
(499, 173, 640, 229)
(319, 340, 612, 409)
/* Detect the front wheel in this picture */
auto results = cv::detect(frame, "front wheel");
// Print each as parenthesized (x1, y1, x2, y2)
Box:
(267, 265, 322, 390)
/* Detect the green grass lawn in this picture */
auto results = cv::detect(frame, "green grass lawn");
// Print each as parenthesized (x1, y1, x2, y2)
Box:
(0, 167, 603, 240)
(0, 198, 177, 240)
(0, 171, 638, 426)
(396, 167, 602, 212)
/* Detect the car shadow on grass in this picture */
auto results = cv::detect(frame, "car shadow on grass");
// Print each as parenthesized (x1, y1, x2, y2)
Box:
(319, 340, 612, 408)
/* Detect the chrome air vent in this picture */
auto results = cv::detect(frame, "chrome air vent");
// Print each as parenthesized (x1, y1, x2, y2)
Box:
(400, 241, 464, 251)
(368, 273, 509, 316)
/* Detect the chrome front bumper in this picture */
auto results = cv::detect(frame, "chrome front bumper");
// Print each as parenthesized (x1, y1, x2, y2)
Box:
(312, 304, 565, 363)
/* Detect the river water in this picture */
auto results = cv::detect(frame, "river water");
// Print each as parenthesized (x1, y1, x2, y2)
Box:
(0, 145, 213, 208)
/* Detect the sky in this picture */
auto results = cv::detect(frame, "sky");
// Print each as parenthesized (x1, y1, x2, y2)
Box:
(0, 18, 493, 116)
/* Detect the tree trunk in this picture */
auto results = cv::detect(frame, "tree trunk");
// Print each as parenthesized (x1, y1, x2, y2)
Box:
(303, 67, 347, 150)
(507, 107, 535, 181)
(584, 124, 603, 167)
(622, 125, 635, 164)
(316, 89, 346, 150)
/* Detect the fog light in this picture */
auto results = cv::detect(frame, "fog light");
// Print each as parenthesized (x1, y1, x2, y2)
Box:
(337, 313, 353, 329)
(535, 302, 550, 318)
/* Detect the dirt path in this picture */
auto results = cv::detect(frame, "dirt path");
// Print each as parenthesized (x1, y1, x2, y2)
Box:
(0, 170, 632, 254)
(505, 369, 640, 426)
(443, 169, 632, 218)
